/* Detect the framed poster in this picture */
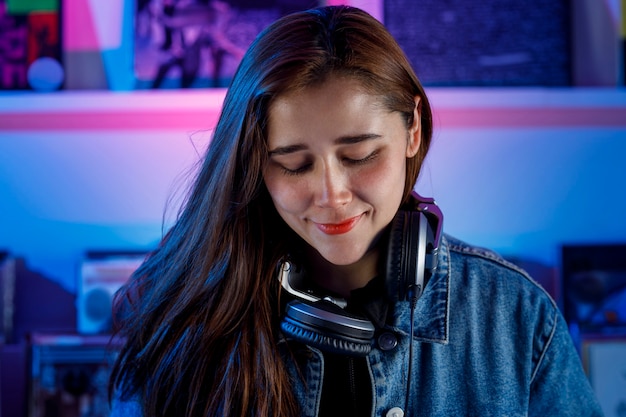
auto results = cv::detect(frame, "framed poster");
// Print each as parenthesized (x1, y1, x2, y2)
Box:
(561, 244, 626, 333)
(0, 0, 63, 90)
(384, 0, 571, 86)
(134, 0, 319, 89)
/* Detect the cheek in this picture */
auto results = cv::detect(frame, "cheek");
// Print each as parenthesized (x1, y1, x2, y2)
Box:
(264, 174, 308, 215)
(357, 156, 407, 195)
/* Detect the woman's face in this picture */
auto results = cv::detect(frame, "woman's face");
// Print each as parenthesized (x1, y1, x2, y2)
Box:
(263, 76, 421, 268)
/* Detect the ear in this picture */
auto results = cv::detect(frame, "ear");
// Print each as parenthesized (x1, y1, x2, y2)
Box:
(406, 96, 421, 158)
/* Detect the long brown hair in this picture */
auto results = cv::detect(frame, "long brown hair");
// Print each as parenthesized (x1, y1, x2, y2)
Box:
(109, 5, 433, 416)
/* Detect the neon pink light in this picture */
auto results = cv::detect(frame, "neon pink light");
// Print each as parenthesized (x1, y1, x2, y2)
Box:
(1, 107, 624, 131)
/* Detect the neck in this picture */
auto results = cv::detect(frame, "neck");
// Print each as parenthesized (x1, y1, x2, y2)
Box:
(305, 246, 381, 299)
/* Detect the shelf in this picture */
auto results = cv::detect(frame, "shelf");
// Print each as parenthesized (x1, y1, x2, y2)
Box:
(1, 88, 625, 131)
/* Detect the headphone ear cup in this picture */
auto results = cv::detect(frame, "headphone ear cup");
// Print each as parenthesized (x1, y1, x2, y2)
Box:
(281, 300, 375, 357)
(386, 211, 409, 302)
(386, 210, 428, 302)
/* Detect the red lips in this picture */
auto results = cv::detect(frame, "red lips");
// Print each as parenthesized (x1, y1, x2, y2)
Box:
(315, 214, 362, 235)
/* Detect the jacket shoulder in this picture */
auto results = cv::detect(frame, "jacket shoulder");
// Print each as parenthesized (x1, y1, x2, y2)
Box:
(445, 234, 511, 265)
(442, 234, 556, 304)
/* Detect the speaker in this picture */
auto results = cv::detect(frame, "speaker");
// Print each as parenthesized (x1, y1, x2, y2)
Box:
(76, 252, 146, 335)
(279, 194, 443, 356)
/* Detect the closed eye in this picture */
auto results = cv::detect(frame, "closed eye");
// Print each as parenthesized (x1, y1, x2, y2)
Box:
(278, 150, 380, 175)
(279, 163, 312, 176)
(344, 150, 380, 165)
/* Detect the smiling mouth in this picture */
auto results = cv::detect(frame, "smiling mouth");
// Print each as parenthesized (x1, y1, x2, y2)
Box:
(315, 214, 363, 235)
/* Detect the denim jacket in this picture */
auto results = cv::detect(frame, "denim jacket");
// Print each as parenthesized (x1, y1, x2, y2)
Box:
(279, 235, 603, 417)
(110, 235, 603, 417)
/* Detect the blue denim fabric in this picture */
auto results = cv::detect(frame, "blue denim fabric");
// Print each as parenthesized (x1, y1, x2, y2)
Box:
(110, 234, 604, 417)
(282, 235, 604, 417)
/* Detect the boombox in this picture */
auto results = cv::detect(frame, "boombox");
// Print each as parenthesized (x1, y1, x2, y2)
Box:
(76, 252, 146, 335)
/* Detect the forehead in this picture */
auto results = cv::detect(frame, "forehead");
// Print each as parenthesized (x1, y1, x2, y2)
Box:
(267, 78, 389, 144)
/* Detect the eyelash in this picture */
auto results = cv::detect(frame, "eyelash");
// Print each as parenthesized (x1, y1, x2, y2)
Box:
(280, 150, 380, 176)
(348, 150, 379, 165)
(281, 164, 311, 176)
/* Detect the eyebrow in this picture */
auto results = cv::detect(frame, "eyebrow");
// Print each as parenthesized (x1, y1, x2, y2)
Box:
(268, 133, 382, 156)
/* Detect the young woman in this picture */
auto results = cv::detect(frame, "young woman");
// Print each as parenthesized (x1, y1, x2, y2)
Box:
(109, 6, 603, 417)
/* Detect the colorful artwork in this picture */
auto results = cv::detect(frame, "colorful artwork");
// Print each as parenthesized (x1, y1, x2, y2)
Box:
(0, 0, 63, 90)
(134, 0, 318, 89)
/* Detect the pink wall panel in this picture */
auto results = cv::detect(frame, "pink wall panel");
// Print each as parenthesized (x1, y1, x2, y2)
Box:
(62, 0, 100, 51)
(63, 0, 124, 51)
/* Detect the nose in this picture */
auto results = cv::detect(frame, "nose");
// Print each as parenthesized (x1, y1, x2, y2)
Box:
(315, 163, 351, 208)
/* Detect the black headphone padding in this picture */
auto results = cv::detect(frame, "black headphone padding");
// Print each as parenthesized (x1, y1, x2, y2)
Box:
(281, 300, 375, 356)
(386, 210, 427, 302)
(386, 210, 408, 302)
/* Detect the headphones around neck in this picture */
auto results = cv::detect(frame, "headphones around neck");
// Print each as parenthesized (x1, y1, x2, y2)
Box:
(279, 193, 443, 356)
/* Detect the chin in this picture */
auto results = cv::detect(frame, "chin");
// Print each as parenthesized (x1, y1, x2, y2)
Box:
(319, 247, 369, 267)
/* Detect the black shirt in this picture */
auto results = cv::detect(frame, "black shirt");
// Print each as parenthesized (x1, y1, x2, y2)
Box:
(318, 277, 389, 417)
